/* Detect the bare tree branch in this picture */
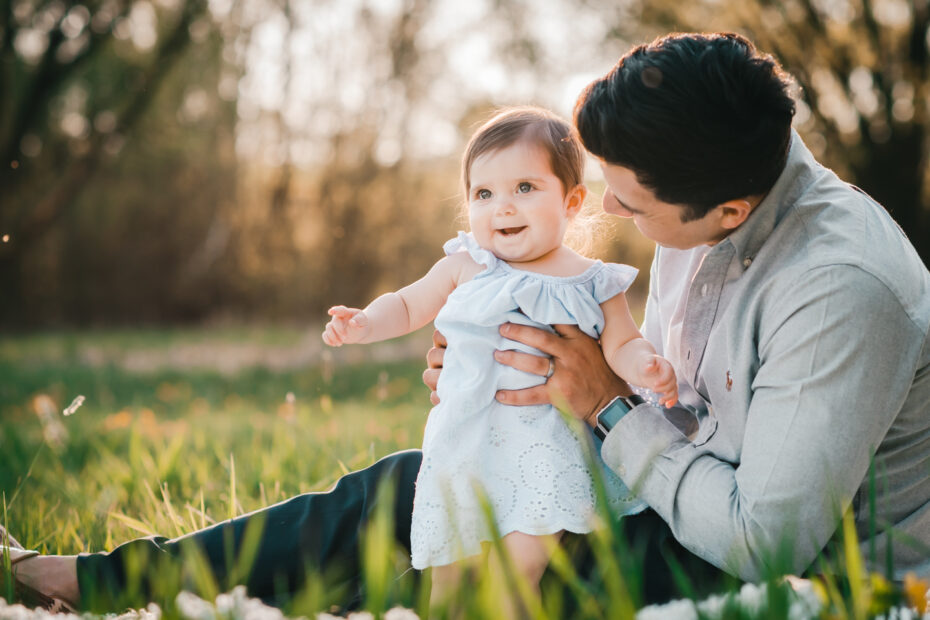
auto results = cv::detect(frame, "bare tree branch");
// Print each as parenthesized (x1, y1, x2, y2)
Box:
(4, 0, 209, 257)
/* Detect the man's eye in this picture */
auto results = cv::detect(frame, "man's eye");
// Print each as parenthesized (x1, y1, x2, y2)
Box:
(476, 189, 492, 200)
(517, 182, 533, 193)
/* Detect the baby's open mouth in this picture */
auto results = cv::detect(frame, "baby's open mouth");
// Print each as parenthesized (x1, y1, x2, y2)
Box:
(498, 226, 527, 236)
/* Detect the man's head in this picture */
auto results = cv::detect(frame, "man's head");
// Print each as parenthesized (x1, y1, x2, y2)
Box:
(574, 32, 796, 226)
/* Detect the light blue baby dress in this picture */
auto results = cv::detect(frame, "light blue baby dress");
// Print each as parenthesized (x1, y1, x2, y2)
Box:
(409, 231, 648, 569)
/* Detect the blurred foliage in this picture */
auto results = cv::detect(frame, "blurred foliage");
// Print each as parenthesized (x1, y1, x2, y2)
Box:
(4, 0, 926, 328)
(0, 0, 654, 328)
(1, 0, 234, 325)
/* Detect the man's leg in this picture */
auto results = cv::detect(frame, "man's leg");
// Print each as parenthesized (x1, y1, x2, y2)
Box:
(554, 509, 732, 610)
(76, 450, 422, 612)
(622, 509, 733, 604)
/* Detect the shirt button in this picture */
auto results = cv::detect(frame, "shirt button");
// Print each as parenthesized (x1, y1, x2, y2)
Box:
(701, 283, 708, 296)
(743, 257, 753, 268)
(618, 465, 627, 476)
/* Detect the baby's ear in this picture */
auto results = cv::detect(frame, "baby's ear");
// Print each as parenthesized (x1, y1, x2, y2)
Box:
(565, 183, 588, 216)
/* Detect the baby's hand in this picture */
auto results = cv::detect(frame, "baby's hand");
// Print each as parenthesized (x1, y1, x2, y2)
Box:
(322, 306, 370, 346)
(640, 355, 679, 407)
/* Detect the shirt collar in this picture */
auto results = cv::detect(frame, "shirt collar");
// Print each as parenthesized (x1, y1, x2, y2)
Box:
(725, 130, 822, 267)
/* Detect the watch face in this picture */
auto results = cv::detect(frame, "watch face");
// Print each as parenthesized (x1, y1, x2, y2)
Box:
(596, 396, 640, 440)
(600, 398, 631, 425)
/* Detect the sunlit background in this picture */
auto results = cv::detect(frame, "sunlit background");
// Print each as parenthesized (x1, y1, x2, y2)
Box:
(2, 0, 929, 330)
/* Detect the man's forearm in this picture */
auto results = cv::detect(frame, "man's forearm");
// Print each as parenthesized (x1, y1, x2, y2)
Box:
(600, 266, 922, 581)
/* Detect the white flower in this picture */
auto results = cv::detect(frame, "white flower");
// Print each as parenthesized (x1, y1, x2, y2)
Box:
(63, 395, 85, 416)
(635, 598, 698, 620)
(175, 591, 216, 620)
(636, 579, 826, 620)
(215, 586, 285, 620)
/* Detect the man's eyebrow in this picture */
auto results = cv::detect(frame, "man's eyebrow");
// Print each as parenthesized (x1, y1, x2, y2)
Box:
(612, 193, 642, 214)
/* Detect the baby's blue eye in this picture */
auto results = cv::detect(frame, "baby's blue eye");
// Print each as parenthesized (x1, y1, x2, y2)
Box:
(476, 189, 492, 200)
(517, 182, 532, 193)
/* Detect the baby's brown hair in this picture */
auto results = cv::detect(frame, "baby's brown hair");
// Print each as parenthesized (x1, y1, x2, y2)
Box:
(462, 106, 586, 198)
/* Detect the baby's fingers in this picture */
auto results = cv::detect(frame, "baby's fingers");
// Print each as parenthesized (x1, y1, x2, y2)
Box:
(321, 322, 344, 346)
(328, 305, 360, 318)
(659, 397, 678, 408)
(658, 387, 679, 408)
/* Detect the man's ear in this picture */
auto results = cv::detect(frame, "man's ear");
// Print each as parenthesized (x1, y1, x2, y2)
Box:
(717, 198, 754, 231)
(565, 184, 588, 216)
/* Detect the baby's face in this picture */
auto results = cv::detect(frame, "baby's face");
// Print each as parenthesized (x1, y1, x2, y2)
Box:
(467, 142, 574, 265)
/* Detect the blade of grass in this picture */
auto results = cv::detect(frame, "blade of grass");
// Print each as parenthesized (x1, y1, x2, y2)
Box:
(842, 509, 868, 620)
(229, 453, 237, 521)
(108, 512, 157, 537)
(159, 482, 186, 539)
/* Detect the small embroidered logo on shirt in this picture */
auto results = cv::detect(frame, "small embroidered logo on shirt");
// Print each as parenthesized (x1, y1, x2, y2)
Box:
(726, 370, 733, 391)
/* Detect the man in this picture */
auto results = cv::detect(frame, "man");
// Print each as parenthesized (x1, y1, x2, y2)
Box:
(493, 32, 930, 581)
(5, 31, 929, 612)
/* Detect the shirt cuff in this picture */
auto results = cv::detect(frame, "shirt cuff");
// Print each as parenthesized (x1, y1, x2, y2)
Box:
(599, 403, 692, 492)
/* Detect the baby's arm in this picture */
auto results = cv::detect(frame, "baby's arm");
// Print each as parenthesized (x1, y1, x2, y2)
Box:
(322, 252, 481, 346)
(599, 293, 678, 407)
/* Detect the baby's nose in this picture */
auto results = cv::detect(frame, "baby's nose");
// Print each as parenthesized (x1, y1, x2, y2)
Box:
(494, 198, 516, 215)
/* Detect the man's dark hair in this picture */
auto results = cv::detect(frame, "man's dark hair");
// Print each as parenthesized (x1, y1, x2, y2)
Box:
(574, 32, 796, 221)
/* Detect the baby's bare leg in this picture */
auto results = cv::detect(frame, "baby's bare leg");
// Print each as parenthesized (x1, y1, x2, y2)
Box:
(429, 561, 467, 617)
(490, 531, 562, 617)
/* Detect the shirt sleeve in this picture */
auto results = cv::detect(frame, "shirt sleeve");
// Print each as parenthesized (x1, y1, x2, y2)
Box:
(600, 264, 923, 581)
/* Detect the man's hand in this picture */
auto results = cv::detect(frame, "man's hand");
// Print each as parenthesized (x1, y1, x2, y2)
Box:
(494, 323, 630, 426)
(423, 329, 446, 405)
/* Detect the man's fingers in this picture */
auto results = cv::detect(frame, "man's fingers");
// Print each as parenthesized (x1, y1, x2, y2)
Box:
(422, 368, 440, 392)
(423, 330, 447, 403)
(495, 385, 550, 406)
(493, 349, 551, 376)
(550, 323, 586, 338)
(499, 323, 562, 355)
(426, 345, 445, 370)
(423, 366, 441, 406)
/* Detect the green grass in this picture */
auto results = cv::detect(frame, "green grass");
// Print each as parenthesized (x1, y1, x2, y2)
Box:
(0, 328, 925, 619)
(1, 328, 430, 613)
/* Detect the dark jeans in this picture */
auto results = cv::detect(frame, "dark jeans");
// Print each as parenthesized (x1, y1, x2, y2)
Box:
(76, 449, 727, 612)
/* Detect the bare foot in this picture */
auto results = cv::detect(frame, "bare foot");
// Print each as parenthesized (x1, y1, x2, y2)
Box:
(12, 555, 80, 608)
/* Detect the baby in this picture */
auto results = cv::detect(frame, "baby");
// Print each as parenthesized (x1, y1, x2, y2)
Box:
(322, 106, 677, 612)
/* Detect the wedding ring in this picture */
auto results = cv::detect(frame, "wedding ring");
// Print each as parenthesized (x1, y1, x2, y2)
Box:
(545, 358, 555, 378)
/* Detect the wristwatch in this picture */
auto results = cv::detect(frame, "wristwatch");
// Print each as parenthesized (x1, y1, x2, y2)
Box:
(593, 394, 645, 440)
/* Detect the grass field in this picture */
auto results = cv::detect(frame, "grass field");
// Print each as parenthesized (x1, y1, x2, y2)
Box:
(1, 326, 434, 614)
(0, 327, 926, 619)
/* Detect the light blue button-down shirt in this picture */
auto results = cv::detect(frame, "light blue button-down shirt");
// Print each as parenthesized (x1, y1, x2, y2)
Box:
(601, 131, 930, 581)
